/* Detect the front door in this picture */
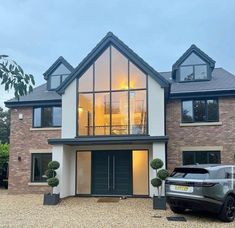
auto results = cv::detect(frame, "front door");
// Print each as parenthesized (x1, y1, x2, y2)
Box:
(92, 151, 132, 195)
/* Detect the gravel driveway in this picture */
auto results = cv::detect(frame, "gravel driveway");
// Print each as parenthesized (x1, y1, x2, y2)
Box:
(0, 189, 234, 228)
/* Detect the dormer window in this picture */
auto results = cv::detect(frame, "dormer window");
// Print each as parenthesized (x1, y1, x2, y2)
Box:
(49, 63, 71, 89)
(180, 53, 208, 81)
(43, 57, 74, 91)
(172, 45, 215, 83)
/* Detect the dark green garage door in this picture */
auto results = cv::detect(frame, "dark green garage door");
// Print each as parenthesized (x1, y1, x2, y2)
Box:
(92, 151, 132, 195)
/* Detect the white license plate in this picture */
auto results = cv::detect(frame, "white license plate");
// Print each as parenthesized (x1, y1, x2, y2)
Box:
(170, 185, 193, 193)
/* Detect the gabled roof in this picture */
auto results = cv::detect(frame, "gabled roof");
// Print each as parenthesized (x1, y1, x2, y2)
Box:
(160, 68, 235, 98)
(57, 32, 169, 94)
(43, 56, 74, 80)
(172, 44, 216, 71)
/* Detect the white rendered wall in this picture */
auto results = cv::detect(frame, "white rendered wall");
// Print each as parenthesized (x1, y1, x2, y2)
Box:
(149, 142, 166, 197)
(62, 79, 77, 138)
(148, 76, 165, 136)
(52, 145, 76, 198)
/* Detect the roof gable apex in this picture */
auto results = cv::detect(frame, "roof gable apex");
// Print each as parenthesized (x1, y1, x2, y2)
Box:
(57, 32, 169, 94)
(43, 56, 74, 80)
(172, 44, 216, 71)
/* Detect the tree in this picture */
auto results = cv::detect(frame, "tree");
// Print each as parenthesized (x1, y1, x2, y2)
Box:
(0, 107, 10, 144)
(0, 55, 35, 100)
(150, 158, 169, 198)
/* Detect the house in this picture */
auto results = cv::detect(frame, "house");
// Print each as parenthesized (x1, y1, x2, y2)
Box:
(5, 32, 235, 198)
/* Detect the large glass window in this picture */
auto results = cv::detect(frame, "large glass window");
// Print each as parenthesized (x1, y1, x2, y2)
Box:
(31, 153, 52, 182)
(182, 99, 218, 123)
(78, 94, 93, 135)
(33, 107, 61, 128)
(183, 151, 221, 165)
(77, 46, 147, 136)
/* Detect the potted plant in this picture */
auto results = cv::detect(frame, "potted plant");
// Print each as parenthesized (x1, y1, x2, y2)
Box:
(150, 158, 169, 210)
(43, 160, 60, 205)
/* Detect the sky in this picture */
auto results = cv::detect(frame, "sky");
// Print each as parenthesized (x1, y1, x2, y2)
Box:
(0, 0, 235, 108)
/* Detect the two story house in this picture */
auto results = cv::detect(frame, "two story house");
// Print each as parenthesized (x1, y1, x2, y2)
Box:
(5, 32, 235, 198)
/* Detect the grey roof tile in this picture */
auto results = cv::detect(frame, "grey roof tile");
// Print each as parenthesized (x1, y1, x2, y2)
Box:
(5, 83, 61, 104)
(160, 68, 235, 94)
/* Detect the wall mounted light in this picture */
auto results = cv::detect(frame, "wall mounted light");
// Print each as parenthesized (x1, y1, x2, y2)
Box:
(18, 113, 23, 120)
(18, 156, 21, 161)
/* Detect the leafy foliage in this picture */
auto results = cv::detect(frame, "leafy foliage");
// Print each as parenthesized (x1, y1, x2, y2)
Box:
(150, 158, 163, 170)
(0, 107, 10, 144)
(0, 143, 9, 169)
(151, 178, 162, 188)
(47, 177, 59, 188)
(157, 169, 169, 180)
(150, 158, 169, 198)
(0, 55, 35, 100)
(45, 169, 56, 179)
(48, 161, 60, 170)
(45, 161, 60, 189)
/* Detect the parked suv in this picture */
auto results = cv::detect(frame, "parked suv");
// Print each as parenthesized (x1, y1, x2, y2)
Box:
(166, 164, 235, 222)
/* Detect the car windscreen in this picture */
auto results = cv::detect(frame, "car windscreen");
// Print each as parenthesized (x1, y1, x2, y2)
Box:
(170, 168, 209, 179)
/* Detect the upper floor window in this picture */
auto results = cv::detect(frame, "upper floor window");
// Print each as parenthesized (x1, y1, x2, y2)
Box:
(33, 106, 62, 128)
(49, 64, 71, 90)
(180, 53, 208, 81)
(78, 46, 147, 136)
(182, 99, 218, 123)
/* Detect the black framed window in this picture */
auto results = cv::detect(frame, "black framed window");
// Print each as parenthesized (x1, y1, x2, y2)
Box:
(183, 151, 221, 165)
(77, 45, 148, 136)
(49, 63, 71, 90)
(33, 106, 62, 128)
(31, 153, 52, 182)
(180, 52, 208, 81)
(182, 99, 219, 123)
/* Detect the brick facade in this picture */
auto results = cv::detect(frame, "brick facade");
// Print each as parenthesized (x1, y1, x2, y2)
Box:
(166, 97, 235, 171)
(8, 107, 61, 194)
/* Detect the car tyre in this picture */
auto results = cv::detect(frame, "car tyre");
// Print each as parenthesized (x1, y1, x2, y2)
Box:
(219, 195, 235, 222)
(170, 206, 186, 214)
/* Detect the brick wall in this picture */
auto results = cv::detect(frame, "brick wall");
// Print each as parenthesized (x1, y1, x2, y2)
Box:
(166, 97, 235, 171)
(8, 107, 61, 194)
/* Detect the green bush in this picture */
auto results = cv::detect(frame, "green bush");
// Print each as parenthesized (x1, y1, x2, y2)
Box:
(48, 161, 60, 170)
(45, 169, 56, 179)
(150, 158, 163, 170)
(151, 178, 162, 188)
(45, 160, 60, 190)
(150, 158, 169, 198)
(0, 143, 9, 169)
(157, 169, 169, 180)
(47, 177, 59, 188)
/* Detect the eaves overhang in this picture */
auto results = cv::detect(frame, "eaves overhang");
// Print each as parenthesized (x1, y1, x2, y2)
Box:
(4, 99, 62, 108)
(48, 135, 169, 146)
(170, 89, 235, 99)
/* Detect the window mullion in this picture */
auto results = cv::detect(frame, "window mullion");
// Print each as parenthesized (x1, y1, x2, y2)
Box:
(128, 60, 130, 135)
(110, 46, 112, 135)
(93, 63, 95, 136)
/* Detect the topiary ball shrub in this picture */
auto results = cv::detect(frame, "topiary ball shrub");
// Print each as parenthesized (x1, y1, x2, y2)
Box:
(47, 177, 59, 188)
(45, 169, 56, 179)
(151, 178, 162, 188)
(157, 169, 169, 180)
(48, 161, 60, 170)
(150, 158, 163, 170)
